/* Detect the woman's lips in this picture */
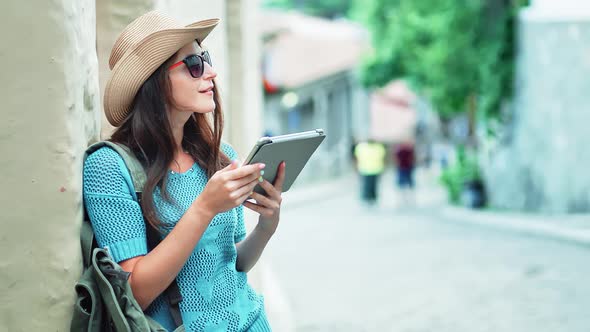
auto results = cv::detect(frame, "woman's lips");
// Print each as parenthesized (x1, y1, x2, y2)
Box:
(199, 85, 214, 93)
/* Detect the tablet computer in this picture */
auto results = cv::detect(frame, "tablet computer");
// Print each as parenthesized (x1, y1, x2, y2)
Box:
(243, 129, 326, 194)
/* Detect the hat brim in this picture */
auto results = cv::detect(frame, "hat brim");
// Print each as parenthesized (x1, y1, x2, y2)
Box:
(104, 19, 219, 127)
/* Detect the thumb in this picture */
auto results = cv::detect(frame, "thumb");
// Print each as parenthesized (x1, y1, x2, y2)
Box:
(220, 159, 239, 172)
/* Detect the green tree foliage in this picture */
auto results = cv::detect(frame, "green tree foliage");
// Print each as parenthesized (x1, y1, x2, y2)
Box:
(351, 0, 528, 119)
(440, 145, 481, 204)
(262, 0, 352, 18)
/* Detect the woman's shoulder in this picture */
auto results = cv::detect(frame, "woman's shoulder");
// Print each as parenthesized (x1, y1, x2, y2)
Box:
(83, 146, 136, 195)
(84, 146, 130, 180)
(85, 146, 125, 168)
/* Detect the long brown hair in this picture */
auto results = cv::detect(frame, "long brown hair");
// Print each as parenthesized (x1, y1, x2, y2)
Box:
(110, 56, 230, 229)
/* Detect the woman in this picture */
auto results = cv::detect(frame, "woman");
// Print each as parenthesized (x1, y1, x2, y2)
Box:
(83, 11, 283, 331)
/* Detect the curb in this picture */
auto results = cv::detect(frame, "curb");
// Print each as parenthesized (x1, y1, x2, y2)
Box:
(440, 205, 590, 247)
(256, 263, 296, 332)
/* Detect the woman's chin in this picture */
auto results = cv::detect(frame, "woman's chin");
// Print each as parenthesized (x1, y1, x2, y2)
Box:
(203, 104, 216, 113)
(192, 102, 216, 114)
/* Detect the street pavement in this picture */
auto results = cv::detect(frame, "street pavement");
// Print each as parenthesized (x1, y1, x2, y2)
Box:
(262, 168, 590, 332)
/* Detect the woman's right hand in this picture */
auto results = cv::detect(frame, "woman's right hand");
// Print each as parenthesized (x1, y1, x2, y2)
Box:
(194, 161, 265, 215)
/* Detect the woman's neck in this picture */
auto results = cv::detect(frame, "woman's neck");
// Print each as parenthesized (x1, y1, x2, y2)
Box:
(168, 109, 192, 153)
(172, 129, 184, 154)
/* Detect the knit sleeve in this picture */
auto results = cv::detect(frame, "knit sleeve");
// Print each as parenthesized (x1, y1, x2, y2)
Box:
(234, 205, 247, 243)
(221, 142, 247, 243)
(83, 147, 148, 263)
(221, 141, 238, 162)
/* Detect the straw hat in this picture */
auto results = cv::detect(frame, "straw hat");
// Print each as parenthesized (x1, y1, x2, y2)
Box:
(104, 11, 219, 127)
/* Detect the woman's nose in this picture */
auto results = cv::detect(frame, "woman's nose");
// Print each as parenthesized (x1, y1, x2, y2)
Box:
(202, 62, 217, 80)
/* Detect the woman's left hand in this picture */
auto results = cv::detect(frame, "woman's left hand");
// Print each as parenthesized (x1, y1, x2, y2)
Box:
(243, 161, 286, 235)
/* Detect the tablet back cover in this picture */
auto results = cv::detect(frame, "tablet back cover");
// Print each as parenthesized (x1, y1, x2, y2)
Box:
(249, 133, 325, 193)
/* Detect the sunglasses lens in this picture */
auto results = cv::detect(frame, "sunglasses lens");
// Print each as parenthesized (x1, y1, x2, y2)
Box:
(203, 51, 212, 66)
(185, 55, 203, 78)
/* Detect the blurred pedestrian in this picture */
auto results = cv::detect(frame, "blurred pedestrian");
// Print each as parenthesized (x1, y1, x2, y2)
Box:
(393, 141, 416, 205)
(354, 138, 386, 206)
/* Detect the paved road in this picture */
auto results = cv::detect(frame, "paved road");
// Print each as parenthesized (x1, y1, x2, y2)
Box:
(265, 171, 590, 332)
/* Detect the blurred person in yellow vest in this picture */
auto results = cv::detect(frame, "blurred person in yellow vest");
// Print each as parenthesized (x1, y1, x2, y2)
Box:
(354, 138, 386, 206)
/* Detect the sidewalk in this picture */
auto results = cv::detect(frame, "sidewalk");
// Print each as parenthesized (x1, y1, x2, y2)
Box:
(440, 206, 590, 247)
(281, 174, 356, 209)
(258, 168, 590, 331)
(250, 176, 356, 331)
(286, 167, 590, 247)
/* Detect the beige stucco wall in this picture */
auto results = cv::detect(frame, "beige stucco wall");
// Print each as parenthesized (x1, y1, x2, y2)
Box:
(0, 0, 101, 330)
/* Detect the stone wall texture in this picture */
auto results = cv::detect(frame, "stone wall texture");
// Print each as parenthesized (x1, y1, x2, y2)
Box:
(485, 10, 590, 213)
(0, 0, 101, 330)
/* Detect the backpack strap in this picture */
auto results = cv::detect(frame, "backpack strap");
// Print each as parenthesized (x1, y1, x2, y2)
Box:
(84, 141, 183, 327)
(80, 221, 95, 269)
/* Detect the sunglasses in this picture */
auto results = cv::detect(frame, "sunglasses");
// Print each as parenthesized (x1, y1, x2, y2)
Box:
(168, 50, 212, 78)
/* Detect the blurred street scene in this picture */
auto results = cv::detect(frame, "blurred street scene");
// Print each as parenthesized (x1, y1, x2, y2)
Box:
(256, 0, 590, 331)
(265, 168, 590, 331)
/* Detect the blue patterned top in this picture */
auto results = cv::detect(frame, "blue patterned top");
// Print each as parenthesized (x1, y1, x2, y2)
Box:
(83, 143, 269, 331)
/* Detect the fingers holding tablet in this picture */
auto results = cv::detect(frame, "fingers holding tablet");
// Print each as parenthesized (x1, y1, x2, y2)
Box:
(273, 161, 286, 192)
(242, 129, 326, 195)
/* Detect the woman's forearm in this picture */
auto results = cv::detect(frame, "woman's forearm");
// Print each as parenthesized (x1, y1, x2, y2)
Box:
(235, 222, 274, 272)
(127, 202, 214, 310)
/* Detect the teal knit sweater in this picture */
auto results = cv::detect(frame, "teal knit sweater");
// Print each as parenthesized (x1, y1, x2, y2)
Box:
(83, 143, 270, 332)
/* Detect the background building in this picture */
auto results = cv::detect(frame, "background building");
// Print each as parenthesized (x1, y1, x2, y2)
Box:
(484, 0, 590, 213)
(260, 10, 370, 182)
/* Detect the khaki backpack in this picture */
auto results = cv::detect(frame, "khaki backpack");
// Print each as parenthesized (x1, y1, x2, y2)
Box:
(71, 141, 182, 332)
